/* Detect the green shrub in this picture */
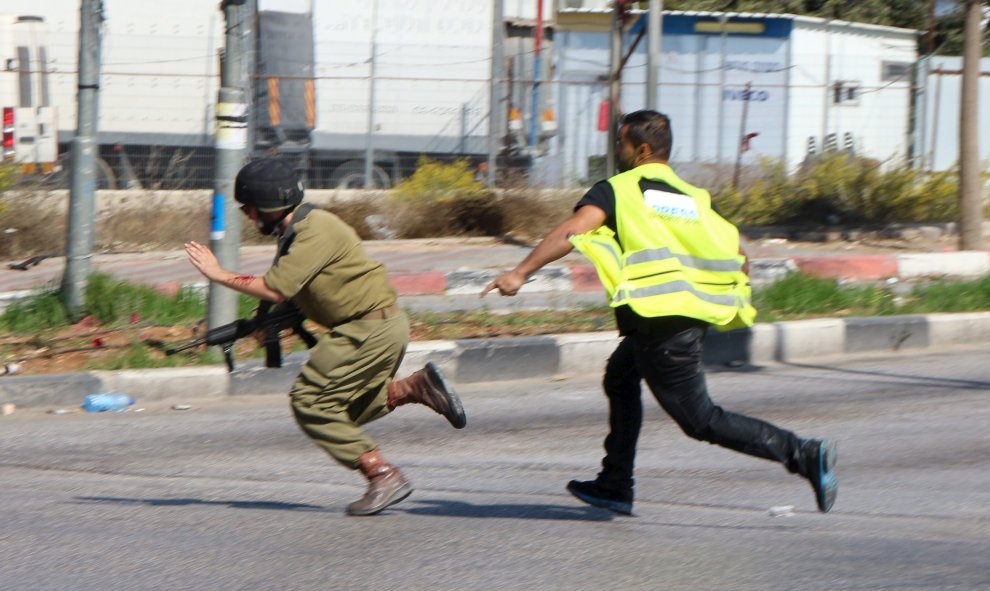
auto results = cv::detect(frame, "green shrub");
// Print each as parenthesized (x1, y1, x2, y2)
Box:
(389, 157, 499, 238)
(714, 158, 796, 225)
(901, 170, 959, 222)
(0, 161, 19, 217)
(715, 153, 961, 227)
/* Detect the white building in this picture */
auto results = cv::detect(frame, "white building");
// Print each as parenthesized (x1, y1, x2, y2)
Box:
(914, 55, 990, 172)
(553, 8, 918, 184)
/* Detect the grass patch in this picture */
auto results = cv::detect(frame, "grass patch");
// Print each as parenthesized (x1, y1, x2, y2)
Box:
(0, 272, 258, 334)
(899, 276, 990, 313)
(753, 273, 897, 322)
(0, 289, 69, 332)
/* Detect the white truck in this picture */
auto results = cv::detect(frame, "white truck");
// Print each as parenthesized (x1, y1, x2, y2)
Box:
(0, 0, 495, 189)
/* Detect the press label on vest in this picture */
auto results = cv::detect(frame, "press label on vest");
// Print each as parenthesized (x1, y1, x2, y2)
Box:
(643, 189, 699, 221)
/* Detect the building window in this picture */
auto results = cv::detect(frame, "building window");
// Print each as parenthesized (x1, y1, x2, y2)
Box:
(882, 61, 911, 82)
(833, 81, 860, 105)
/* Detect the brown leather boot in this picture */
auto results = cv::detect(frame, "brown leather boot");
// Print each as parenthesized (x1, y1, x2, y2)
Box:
(387, 362, 467, 429)
(346, 449, 413, 516)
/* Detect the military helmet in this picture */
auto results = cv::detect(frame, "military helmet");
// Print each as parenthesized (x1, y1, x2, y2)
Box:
(234, 158, 304, 212)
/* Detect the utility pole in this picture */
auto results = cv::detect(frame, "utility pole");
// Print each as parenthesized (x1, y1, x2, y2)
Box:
(528, 0, 544, 150)
(364, 0, 379, 188)
(61, 0, 104, 318)
(208, 0, 251, 331)
(606, 1, 623, 177)
(957, 0, 983, 250)
(646, 0, 662, 110)
(488, 0, 505, 187)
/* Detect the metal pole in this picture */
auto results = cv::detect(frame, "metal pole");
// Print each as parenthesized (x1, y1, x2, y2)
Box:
(488, 0, 505, 187)
(208, 0, 250, 331)
(364, 0, 378, 188)
(732, 82, 751, 189)
(646, 0, 662, 110)
(528, 0, 544, 149)
(606, 2, 622, 178)
(821, 19, 831, 154)
(716, 12, 727, 162)
(61, 0, 104, 317)
(459, 103, 468, 154)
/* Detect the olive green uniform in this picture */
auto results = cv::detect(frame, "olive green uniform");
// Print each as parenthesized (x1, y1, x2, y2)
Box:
(264, 206, 408, 467)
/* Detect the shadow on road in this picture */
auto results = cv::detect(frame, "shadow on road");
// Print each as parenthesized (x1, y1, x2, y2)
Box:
(74, 496, 327, 512)
(402, 498, 615, 521)
(782, 361, 990, 390)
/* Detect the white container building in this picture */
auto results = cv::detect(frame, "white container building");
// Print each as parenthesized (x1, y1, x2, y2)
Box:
(552, 8, 918, 184)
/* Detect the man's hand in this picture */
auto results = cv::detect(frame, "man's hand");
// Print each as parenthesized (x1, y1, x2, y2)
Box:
(480, 270, 528, 298)
(185, 241, 224, 282)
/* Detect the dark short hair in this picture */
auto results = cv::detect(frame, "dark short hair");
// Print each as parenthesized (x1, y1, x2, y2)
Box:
(621, 110, 672, 161)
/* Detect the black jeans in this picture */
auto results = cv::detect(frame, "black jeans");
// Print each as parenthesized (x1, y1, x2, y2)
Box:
(596, 317, 805, 492)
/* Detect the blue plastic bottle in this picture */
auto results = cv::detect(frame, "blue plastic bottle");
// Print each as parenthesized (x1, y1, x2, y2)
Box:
(82, 393, 135, 413)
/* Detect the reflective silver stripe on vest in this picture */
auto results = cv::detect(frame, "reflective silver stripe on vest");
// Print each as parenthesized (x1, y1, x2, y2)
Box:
(612, 280, 742, 307)
(587, 235, 623, 267)
(625, 247, 741, 272)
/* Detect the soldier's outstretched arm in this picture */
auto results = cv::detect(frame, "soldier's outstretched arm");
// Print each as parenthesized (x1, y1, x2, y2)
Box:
(184, 241, 286, 303)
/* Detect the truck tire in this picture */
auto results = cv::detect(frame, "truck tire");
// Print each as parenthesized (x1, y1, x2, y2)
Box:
(329, 160, 392, 189)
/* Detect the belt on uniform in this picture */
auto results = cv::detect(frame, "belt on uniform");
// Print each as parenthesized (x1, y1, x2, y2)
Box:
(355, 303, 400, 321)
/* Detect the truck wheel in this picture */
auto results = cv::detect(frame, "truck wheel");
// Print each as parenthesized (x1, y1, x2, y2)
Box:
(329, 160, 391, 189)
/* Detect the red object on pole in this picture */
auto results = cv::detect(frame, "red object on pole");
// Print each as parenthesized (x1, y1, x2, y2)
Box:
(535, 0, 543, 51)
(597, 99, 611, 131)
(742, 132, 759, 152)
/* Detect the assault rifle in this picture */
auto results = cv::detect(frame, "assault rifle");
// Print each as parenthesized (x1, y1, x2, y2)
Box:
(165, 302, 317, 371)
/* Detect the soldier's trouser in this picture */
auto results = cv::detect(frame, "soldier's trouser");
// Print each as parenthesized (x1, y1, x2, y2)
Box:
(289, 312, 410, 468)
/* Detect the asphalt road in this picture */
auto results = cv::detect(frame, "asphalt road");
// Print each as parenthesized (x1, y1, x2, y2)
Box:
(2, 348, 989, 591)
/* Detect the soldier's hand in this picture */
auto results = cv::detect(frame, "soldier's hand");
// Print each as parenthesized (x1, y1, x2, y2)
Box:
(185, 241, 224, 282)
(480, 270, 527, 298)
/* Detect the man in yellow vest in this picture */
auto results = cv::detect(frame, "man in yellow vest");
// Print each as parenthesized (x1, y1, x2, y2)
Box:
(481, 110, 837, 514)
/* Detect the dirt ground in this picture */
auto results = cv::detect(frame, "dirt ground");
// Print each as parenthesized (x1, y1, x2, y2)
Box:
(1, 307, 617, 377)
(0, 320, 241, 377)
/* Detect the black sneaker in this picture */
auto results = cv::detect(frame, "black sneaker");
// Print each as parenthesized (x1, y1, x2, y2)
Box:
(804, 439, 838, 513)
(566, 480, 633, 515)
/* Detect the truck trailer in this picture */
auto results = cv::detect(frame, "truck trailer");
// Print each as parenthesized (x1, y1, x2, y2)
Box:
(0, 0, 495, 189)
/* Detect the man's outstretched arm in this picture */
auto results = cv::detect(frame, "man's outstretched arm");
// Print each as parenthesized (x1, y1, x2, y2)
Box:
(481, 205, 606, 297)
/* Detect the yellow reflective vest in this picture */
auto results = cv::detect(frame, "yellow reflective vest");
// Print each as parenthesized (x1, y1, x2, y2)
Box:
(569, 163, 756, 331)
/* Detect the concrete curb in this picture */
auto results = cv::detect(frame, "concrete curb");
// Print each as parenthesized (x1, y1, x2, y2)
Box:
(4, 311, 990, 411)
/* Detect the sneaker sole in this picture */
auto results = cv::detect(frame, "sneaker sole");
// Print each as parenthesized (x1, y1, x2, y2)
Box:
(425, 362, 467, 429)
(566, 481, 633, 516)
(817, 440, 838, 513)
